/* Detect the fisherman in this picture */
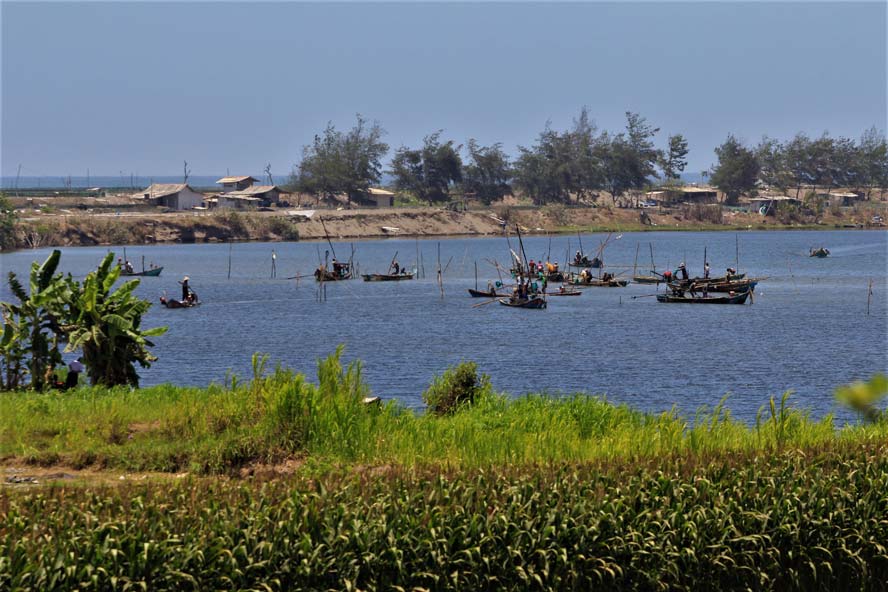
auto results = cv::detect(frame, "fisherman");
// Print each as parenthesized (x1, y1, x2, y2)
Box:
(391, 260, 400, 275)
(65, 357, 84, 390)
(124, 260, 134, 273)
(528, 259, 535, 275)
(575, 251, 583, 264)
(726, 267, 737, 281)
(677, 263, 689, 281)
(117, 257, 124, 268)
(179, 276, 191, 302)
(703, 263, 711, 280)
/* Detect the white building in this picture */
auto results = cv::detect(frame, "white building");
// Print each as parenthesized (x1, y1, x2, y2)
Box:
(133, 184, 204, 210)
(366, 187, 395, 207)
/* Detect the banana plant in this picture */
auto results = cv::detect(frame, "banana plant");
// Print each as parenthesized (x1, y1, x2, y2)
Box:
(63, 252, 167, 387)
(0, 249, 71, 390)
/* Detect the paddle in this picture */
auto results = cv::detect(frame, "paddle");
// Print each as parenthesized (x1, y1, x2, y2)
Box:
(472, 298, 500, 308)
(631, 293, 661, 299)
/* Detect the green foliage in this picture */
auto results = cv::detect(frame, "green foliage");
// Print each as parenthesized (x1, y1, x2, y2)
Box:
(461, 139, 513, 204)
(62, 252, 167, 387)
(422, 361, 493, 415)
(710, 135, 760, 204)
(660, 133, 689, 179)
(390, 131, 463, 203)
(835, 374, 888, 423)
(4, 444, 888, 591)
(0, 192, 16, 250)
(293, 114, 388, 203)
(0, 250, 70, 390)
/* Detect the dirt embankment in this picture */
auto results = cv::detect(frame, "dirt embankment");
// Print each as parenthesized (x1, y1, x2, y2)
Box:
(9, 203, 886, 249)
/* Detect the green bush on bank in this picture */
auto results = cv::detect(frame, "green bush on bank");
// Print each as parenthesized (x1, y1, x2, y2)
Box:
(3, 445, 888, 591)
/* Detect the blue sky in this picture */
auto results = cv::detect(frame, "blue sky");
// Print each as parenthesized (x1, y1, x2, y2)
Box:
(2, 1, 885, 178)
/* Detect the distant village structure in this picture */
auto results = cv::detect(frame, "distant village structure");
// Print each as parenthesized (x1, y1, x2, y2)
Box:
(133, 184, 205, 210)
(365, 187, 395, 207)
(206, 176, 286, 208)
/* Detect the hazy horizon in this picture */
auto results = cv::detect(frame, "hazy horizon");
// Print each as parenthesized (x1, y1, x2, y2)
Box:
(2, 2, 885, 178)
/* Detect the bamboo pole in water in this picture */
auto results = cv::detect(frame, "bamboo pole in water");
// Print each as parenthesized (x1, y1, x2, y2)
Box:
(227, 241, 232, 279)
(437, 242, 444, 298)
(867, 279, 873, 315)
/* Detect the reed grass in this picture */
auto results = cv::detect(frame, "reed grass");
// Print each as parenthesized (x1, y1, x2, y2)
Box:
(1, 350, 886, 474)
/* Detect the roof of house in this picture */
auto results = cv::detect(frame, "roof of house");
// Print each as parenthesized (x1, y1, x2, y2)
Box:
(368, 187, 395, 196)
(225, 185, 282, 197)
(678, 186, 717, 194)
(134, 183, 197, 199)
(216, 176, 259, 184)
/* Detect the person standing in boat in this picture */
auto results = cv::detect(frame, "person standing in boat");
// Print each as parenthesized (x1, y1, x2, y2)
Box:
(677, 263, 689, 281)
(391, 260, 400, 275)
(179, 276, 191, 302)
(703, 263, 711, 280)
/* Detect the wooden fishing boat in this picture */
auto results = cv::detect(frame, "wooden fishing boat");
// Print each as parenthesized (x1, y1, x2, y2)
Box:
(569, 277, 629, 288)
(667, 280, 757, 294)
(632, 275, 660, 284)
(362, 272, 414, 282)
(548, 288, 583, 296)
(468, 288, 509, 298)
(121, 266, 163, 277)
(656, 291, 750, 304)
(498, 296, 547, 309)
(810, 247, 830, 258)
(314, 265, 352, 282)
(159, 295, 200, 308)
(668, 272, 746, 288)
(698, 279, 760, 293)
(568, 256, 602, 269)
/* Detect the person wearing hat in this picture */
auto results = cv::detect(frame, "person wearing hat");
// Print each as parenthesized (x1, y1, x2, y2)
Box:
(65, 357, 84, 390)
(179, 276, 191, 302)
(677, 262, 689, 281)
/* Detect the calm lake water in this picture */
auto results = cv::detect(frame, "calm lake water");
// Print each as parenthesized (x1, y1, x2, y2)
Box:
(2, 230, 886, 422)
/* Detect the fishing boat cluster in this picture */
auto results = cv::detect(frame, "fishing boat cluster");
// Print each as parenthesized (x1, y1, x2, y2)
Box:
(138, 226, 792, 312)
(465, 228, 764, 309)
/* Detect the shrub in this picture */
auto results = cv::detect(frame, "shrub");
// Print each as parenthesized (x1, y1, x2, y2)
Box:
(423, 361, 492, 415)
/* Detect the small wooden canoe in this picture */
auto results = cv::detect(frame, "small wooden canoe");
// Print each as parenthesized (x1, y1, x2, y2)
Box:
(571, 278, 629, 288)
(568, 257, 602, 269)
(121, 266, 163, 277)
(656, 291, 750, 304)
(632, 275, 660, 284)
(160, 296, 200, 308)
(548, 289, 583, 296)
(315, 269, 352, 282)
(498, 296, 547, 309)
(362, 273, 414, 282)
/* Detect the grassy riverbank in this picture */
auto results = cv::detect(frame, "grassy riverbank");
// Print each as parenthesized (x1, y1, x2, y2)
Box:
(3, 353, 888, 590)
(2, 352, 886, 475)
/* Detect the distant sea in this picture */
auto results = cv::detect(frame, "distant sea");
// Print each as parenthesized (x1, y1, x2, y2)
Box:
(0, 175, 249, 190)
(1, 172, 706, 191)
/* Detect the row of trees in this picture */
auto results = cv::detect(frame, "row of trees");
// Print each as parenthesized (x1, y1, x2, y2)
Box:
(290, 111, 886, 206)
(711, 128, 888, 204)
(290, 109, 688, 205)
(1, 251, 166, 390)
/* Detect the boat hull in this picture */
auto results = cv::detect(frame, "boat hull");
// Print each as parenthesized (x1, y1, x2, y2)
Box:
(632, 275, 660, 284)
(362, 273, 414, 282)
(498, 297, 547, 309)
(121, 267, 163, 277)
(656, 292, 750, 304)
(468, 288, 508, 298)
